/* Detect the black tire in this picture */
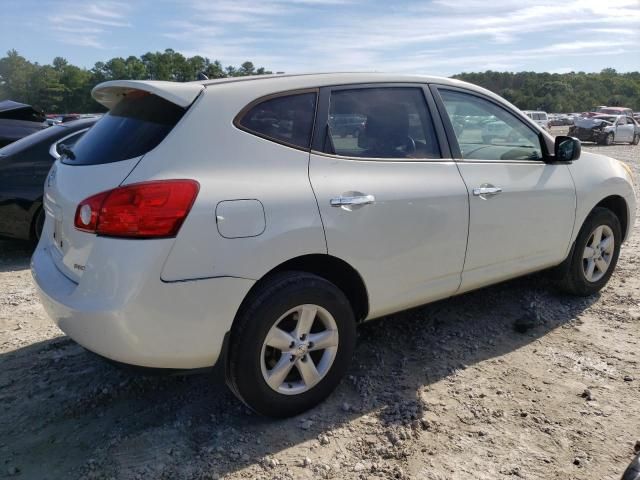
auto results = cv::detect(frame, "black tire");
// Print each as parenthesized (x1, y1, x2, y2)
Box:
(632, 134, 639, 145)
(622, 452, 640, 480)
(604, 132, 614, 145)
(557, 207, 622, 296)
(32, 207, 45, 243)
(226, 271, 356, 417)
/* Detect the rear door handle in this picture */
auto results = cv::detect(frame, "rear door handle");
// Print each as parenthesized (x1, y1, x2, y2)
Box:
(330, 194, 376, 207)
(472, 185, 502, 197)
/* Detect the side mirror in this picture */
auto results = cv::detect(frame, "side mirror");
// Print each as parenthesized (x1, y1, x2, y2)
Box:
(554, 135, 581, 162)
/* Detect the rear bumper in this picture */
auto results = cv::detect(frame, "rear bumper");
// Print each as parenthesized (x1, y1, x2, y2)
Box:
(31, 240, 254, 369)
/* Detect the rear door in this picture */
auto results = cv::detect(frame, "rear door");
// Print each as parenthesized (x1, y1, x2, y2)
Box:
(43, 91, 190, 282)
(432, 86, 576, 293)
(309, 84, 469, 319)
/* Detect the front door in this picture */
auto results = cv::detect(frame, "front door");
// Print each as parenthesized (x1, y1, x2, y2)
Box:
(434, 86, 576, 293)
(309, 85, 469, 319)
(615, 117, 634, 142)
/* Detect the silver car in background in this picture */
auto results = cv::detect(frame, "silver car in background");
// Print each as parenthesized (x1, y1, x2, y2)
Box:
(570, 114, 640, 145)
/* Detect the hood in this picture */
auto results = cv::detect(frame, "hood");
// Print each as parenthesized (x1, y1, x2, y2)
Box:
(92, 80, 204, 109)
(574, 117, 612, 128)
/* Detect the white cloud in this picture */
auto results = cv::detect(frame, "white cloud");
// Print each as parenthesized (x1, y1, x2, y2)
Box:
(161, 0, 639, 73)
(48, 1, 132, 48)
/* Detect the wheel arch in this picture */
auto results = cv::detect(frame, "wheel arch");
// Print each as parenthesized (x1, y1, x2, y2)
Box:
(593, 195, 629, 241)
(240, 254, 370, 323)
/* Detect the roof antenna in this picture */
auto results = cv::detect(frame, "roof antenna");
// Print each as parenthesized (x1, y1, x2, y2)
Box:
(197, 72, 209, 81)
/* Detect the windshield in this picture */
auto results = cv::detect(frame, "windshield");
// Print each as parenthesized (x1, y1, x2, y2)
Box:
(593, 116, 616, 123)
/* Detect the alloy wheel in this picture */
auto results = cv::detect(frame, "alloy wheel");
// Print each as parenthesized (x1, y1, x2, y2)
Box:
(582, 225, 615, 283)
(605, 133, 614, 145)
(260, 304, 339, 395)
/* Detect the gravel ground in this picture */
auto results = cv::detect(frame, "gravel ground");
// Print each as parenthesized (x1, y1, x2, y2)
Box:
(1, 133, 639, 480)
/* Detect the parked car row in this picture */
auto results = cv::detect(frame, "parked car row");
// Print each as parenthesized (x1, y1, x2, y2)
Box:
(548, 113, 580, 126)
(515, 105, 639, 146)
(45, 113, 102, 126)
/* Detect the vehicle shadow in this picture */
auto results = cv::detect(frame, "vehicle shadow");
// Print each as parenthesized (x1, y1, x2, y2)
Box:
(0, 272, 599, 479)
(0, 239, 33, 273)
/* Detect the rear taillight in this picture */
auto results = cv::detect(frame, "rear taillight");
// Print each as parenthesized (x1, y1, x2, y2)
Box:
(74, 180, 199, 238)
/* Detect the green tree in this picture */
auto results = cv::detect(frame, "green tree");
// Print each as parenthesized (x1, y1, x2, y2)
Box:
(453, 70, 640, 112)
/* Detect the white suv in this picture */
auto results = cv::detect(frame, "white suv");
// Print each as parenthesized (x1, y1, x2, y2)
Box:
(32, 74, 636, 416)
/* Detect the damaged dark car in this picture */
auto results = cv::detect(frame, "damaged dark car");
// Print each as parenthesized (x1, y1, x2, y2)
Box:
(0, 100, 47, 147)
(569, 114, 640, 145)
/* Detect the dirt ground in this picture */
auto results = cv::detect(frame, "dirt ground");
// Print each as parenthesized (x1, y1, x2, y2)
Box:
(1, 135, 638, 480)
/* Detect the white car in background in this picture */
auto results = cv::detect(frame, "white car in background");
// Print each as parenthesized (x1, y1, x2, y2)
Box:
(32, 73, 636, 417)
(522, 110, 550, 130)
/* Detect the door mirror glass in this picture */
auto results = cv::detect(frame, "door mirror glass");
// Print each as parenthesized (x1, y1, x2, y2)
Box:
(554, 136, 581, 162)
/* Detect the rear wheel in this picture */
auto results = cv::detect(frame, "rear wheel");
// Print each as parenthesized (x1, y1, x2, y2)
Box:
(32, 207, 45, 243)
(557, 207, 621, 296)
(226, 272, 356, 417)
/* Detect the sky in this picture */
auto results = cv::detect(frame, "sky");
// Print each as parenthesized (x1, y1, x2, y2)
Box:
(2, 0, 639, 75)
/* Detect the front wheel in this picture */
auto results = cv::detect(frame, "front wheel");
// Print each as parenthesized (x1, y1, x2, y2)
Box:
(603, 132, 614, 145)
(226, 272, 356, 417)
(632, 134, 639, 145)
(557, 207, 622, 296)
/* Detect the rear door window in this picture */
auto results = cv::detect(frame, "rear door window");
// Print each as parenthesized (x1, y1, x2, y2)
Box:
(62, 92, 185, 165)
(237, 92, 317, 150)
(326, 88, 440, 159)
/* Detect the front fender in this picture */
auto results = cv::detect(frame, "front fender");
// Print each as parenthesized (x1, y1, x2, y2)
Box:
(568, 151, 636, 244)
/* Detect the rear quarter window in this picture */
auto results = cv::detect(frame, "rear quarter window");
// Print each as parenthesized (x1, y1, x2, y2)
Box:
(236, 92, 317, 150)
(62, 92, 185, 165)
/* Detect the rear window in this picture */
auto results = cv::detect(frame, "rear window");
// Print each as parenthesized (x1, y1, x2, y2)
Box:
(62, 92, 185, 165)
(237, 92, 317, 150)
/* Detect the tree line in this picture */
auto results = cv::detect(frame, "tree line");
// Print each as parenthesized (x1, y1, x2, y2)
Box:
(453, 69, 640, 113)
(1, 49, 639, 114)
(0, 49, 273, 113)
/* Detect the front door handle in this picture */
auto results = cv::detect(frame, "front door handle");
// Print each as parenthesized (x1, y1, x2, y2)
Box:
(330, 194, 376, 207)
(472, 185, 502, 197)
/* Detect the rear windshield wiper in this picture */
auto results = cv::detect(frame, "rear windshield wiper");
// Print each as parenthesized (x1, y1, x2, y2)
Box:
(59, 144, 75, 160)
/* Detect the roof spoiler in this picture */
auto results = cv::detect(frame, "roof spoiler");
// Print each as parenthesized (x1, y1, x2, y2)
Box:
(92, 80, 205, 109)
